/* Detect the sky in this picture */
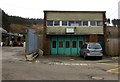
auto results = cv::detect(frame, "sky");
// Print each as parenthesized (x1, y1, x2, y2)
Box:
(0, 0, 120, 20)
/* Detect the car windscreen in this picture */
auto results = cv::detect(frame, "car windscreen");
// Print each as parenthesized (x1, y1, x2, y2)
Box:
(88, 43, 101, 49)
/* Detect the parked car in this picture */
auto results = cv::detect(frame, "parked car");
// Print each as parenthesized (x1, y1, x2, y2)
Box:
(80, 42, 103, 60)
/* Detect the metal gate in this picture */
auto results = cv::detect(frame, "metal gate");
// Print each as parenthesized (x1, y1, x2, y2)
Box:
(25, 28, 39, 54)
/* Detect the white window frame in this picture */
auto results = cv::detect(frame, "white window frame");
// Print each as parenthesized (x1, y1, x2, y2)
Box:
(62, 20, 68, 26)
(83, 21, 89, 26)
(54, 20, 60, 26)
(90, 21, 96, 26)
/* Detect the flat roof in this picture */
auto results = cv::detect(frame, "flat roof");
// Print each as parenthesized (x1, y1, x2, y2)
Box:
(44, 10, 106, 13)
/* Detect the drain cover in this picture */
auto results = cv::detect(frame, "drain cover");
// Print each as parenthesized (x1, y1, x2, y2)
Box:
(91, 76, 104, 80)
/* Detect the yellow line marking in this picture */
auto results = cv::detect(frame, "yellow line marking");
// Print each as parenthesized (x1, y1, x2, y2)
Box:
(107, 68, 120, 74)
(97, 63, 118, 66)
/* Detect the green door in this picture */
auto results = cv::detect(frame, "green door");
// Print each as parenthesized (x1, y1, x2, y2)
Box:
(58, 36, 64, 55)
(65, 36, 71, 55)
(78, 36, 84, 55)
(51, 36, 58, 55)
(71, 36, 78, 55)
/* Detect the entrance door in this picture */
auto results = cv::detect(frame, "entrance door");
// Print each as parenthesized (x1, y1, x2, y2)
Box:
(65, 36, 71, 55)
(58, 36, 64, 55)
(51, 36, 57, 55)
(78, 36, 84, 55)
(71, 36, 78, 55)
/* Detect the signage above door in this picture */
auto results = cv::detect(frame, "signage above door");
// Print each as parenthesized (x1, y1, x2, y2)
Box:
(66, 28, 74, 34)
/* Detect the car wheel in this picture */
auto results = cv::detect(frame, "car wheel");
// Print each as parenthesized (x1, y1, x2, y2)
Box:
(84, 55, 87, 60)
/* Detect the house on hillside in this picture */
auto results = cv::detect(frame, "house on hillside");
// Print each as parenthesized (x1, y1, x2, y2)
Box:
(43, 10, 106, 56)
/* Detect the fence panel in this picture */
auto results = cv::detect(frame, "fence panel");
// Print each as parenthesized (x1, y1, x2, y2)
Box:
(106, 38, 119, 56)
(26, 28, 39, 54)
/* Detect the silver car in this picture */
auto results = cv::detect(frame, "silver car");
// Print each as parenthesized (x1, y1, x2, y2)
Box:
(80, 42, 103, 59)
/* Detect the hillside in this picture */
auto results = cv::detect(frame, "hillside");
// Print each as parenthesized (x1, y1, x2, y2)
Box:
(9, 24, 43, 34)
(2, 9, 43, 33)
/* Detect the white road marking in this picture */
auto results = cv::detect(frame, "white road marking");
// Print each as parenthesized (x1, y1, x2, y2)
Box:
(48, 62, 88, 66)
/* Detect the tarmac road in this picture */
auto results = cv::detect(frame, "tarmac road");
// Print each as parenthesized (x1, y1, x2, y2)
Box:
(2, 47, 119, 80)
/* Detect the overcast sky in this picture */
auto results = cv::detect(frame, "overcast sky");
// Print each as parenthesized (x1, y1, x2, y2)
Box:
(0, 0, 120, 20)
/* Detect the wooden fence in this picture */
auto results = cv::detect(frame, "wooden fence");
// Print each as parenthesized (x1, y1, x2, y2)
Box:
(105, 38, 119, 56)
(105, 27, 120, 56)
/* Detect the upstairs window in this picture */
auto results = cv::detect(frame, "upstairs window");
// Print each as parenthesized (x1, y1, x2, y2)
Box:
(47, 20, 53, 26)
(69, 21, 74, 26)
(83, 21, 88, 26)
(97, 21, 103, 26)
(75, 21, 81, 26)
(62, 21, 68, 26)
(54, 21, 60, 26)
(90, 21, 96, 26)
(68, 20, 81, 26)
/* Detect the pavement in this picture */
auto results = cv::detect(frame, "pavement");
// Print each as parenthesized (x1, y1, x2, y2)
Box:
(35, 55, 118, 64)
(2, 47, 119, 80)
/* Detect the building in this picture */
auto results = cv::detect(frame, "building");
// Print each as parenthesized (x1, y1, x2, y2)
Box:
(118, 1, 120, 19)
(43, 10, 106, 56)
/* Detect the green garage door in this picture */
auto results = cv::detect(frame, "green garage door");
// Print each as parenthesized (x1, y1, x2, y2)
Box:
(71, 36, 78, 55)
(58, 36, 65, 55)
(51, 36, 58, 55)
(50, 36, 84, 56)
(64, 36, 71, 55)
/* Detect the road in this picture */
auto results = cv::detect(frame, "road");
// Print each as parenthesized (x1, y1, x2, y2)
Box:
(2, 47, 119, 80)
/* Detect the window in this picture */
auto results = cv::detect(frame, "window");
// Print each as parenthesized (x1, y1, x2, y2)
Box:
(62, 21, 67, 26)
(97, 21, 103, 26)
(54, 21, 60, 26)
(88, 43, 101, 49)
(75, 21, 81, 26)
(59, 41, 63, 48)
(66, 41, 70, 48)
(83, 21, 88, 26)
(90, 21, 96, 26)
(72, 41, 76, 48)
(69, 21, 74, 26)
(68, 20, 81, 26)
(52, 41, 56, 48)
(47, 20, 53, 26)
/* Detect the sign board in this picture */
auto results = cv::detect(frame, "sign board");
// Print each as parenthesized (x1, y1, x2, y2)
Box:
(66, 28, 74, 33)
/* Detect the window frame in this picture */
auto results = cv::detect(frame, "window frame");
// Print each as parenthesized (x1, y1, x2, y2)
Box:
(54, 20, 60, 26)
(47, 20, 53, 26)
(97, 21, 103, 26)
(66, 41, 70, 48)
(62, 21, 68, 26)
(90, 21, 96, 26)
(72, 41, 77, 48)
(59, 41, 63, 48)
(52, 41, 56, 48)
(83, 21, 88, 26)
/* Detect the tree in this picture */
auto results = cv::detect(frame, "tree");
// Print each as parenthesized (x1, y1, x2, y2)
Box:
(112, 19, 120, 27)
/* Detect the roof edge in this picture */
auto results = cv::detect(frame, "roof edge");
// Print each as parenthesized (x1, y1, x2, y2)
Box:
(44, 10, 106, 13)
